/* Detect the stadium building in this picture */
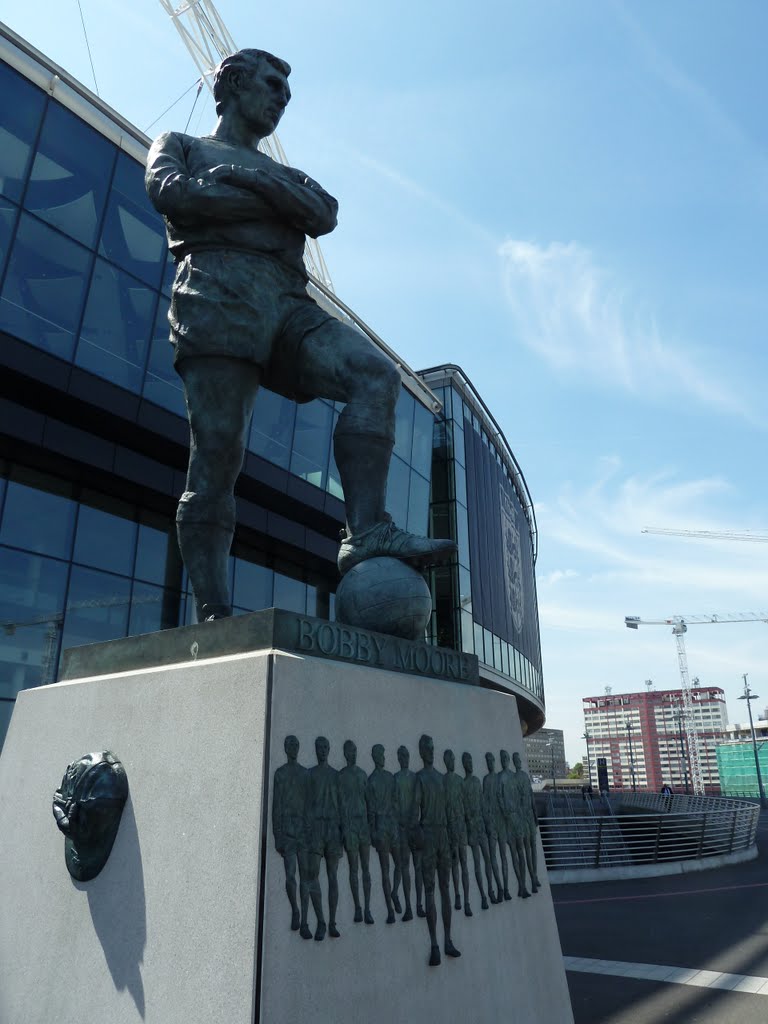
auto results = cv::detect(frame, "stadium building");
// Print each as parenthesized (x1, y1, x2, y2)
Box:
(0, 23, 545, 749)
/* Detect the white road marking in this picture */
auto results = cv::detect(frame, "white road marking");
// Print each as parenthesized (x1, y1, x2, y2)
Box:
(563, 957, 768, 995)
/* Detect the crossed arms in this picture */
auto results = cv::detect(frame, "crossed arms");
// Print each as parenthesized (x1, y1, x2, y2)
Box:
(146, 131, 338, 239)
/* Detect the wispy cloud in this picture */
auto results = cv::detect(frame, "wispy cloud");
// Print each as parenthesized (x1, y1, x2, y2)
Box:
(498, 239, 758, 422)
(537, 458, 768, 605)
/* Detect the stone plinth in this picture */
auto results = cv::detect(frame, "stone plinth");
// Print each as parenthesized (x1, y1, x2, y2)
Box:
(0, 616, 573, 1024)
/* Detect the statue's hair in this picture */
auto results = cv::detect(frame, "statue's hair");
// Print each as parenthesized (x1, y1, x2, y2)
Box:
(212, 49, 291, 115)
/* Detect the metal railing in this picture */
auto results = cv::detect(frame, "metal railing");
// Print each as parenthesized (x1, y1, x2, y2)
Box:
(539, 793, 759, 872)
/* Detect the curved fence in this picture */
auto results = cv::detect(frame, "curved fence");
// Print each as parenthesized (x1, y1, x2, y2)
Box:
(539, 793, 759, 874)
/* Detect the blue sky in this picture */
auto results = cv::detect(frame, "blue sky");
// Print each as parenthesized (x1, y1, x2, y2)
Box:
(7, 0, 768, 766)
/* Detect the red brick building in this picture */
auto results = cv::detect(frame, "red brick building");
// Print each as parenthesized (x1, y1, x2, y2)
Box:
(582, 686, 727, 793)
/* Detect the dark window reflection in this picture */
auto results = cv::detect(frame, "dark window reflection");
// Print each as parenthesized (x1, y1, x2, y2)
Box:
(385, 454, 409, 529)
(143, 295, 186, 416)
(233, 557, 273, 610)
(72, 494, 137, 576)
(250, 388, 296, 468)
(407, 471, 429, 535)
(290, 400, 332, 490)
(60, 566, 131, 652)
(394, 389, 414, 462)
(25, 102, 114, 248)
(76, 258, 156, 392)
(0, 547, 69, 695)
(0, 212, 92, 360)
(129, 580, 181, 635)
(274, 571, 306, 614)
(0, 198, 18, 281)
(0, 64, 46, 203)
(100, 152, 167, 288)
(135, 518, 175, 587)
(412, 403, 433, 479)
(1, 468, 76, 559)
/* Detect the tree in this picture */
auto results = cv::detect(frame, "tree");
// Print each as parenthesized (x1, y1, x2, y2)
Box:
(567, 763, 584, 780)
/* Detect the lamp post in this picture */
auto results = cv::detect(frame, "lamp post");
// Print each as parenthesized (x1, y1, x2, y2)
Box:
(624, 720, 637, 793)
(738, 673, 768, 809)
(547, 739, 557, 795)
(672, 704, 690, 795)
(583, 730, 592, 786)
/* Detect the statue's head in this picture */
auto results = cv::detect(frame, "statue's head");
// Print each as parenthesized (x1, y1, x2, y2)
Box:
(397, 745, 409, 769)
(372, 743, 385, 768)
(212, 49, 291, 132)
(343, 739, 357, 765)
(419, 734, 434, 765)
(462, 751, 473, 774)
(485, 751, 495, 772)
(315, 736, 330, 763)
(512, 751, 522, 770)
(284, 734, 299, 760)
(443, 749, 455, 772)
(52, 751, 128, 882)
(500, 749, 510, 769)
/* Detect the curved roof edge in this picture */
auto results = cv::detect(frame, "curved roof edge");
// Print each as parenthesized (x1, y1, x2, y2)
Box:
(418, 363, 538, 563)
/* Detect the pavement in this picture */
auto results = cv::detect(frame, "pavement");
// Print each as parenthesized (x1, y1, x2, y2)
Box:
(553, 810, 768, 1023)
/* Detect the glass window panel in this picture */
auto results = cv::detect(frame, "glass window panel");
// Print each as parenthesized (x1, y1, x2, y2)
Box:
(0, 212, 91, 360)
(306, 584, 317, 618)
(456, 504, 470, 569)
(249, 388, 296, 469)
(483, 628, 494, 668)
(129, 580, 181, 635)
(142, 294, 186, 416)
(458, 566, 472, 614)
(60, 566, 131, 653)
(0, 547, 69, 695)
(454, 422, 466, 467)
(473, 621, 484, 661)
(233, 558, 273, 611)
(326, 410, 343, 499)
(0, 64, 46, 203)
(407, 471, 429, 535)
(25, 102, 114, 248)
(430, 503, 454, 542)
(76, 259, 156, 392)
(0, 198, 18, 281)
(493, 633, 503, 671)
(503, 642, 511, 677)
(394, 389, 415, 463)
(412, 402, 433, 479)
(454, 460, 467, 507)
(135, 519, 174, 587)
(385, 454, 409, 529)
(430, 457, 451, 504)
(72, 496, 137, 576)
(100, 153, 167, 287)
(460, 609, 474, 653)
(432, 420, 453, 461)
(1, 469, 76, 559)
(290, 400, 332, 489)
(274, 571, 306, 614)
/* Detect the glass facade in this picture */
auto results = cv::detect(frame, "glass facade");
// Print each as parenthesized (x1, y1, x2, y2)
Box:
(0, 58, 434, 522)
(0, 50, 437, 750)
(425, 370, 544, 710)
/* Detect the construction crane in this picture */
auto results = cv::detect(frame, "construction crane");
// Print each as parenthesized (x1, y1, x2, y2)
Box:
(156, 0, 333, 290)
(642, 528, 768, 543)
(624, 612, 768, 795)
